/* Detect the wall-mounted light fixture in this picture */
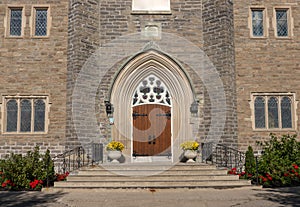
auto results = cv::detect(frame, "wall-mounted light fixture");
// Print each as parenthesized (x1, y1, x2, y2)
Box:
(105, 101, 114, 125)
(190, 100, 199, 115)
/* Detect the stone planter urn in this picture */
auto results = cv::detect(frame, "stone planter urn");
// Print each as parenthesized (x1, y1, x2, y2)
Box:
(107, 150, 122, 163)
(184, 150, 197, 163)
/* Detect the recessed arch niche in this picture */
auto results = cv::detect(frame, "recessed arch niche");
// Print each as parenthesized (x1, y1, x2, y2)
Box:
(110, 50, 195, 162)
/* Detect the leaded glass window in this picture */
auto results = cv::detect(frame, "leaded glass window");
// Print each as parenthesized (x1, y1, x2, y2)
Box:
(268, 97, 279, 128)
(6, 100, 18, 132)
(4, 97, 48, 133)
(252, 94, 295, 130)
(21, 100, 32, 132)
(9, 8, 22, 36)
(35, 8, 48, 36)
(34, 100, 45, 132)
(252, 10, 264, 37)
(254, 97, 265, 128)
(276, 9, 288, 37)
(281, 97, 292, 128)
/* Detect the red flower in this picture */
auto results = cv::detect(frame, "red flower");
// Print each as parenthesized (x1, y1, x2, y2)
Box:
(260, 176, 268, 182)
(284, 173, 289, 177)
(247, 174, 252, 178)
(2, 183, 6, 188)
(29, 179, 43, 189)
(293, 164, 299, 170)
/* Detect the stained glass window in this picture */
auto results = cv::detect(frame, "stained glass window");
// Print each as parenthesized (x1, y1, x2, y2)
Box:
(254, 97, 265, 128)
(268, 97, 279, 128)
(35, 8, 48, 36)
(21, 100, 32, 132)
(281, 97, 292, 128)
(10, 8, 22, 36)
(34, 100, 45, 132)
(6, 100, 18, 132)
(276, 9, 288, 37)
(252, 10, 264, 37)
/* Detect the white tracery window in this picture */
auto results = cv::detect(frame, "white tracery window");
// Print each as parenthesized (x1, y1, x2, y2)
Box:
(3, 96, 49, 133)
(133, 75, 171, 106)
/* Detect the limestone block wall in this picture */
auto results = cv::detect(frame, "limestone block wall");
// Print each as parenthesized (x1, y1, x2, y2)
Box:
(234, 0, 300, 151)
(67, 0, 239, 152)
(202, 0, 238, 147)
(0, 0, 68, 157)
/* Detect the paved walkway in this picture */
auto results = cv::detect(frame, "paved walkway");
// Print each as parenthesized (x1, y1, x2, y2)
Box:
(0, 186, 300, 207)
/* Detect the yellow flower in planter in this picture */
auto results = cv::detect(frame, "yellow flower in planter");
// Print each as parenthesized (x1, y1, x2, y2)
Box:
(180, 141, 199, 151)
(106, 141, 125, 151)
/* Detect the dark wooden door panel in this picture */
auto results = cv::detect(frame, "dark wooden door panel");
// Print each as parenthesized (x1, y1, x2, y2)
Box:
(133, 104, 171, 156)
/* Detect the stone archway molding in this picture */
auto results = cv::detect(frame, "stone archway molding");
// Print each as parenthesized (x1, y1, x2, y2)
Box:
(110, 50, 195, 161)
(72, 32, 226, 164)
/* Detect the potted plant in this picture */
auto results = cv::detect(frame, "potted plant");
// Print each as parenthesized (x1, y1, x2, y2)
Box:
(106, 141, 125, 163)
(180, 141, 199, 163)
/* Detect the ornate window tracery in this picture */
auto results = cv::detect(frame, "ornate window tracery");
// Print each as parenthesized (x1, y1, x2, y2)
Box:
(133, 75, 171, 106)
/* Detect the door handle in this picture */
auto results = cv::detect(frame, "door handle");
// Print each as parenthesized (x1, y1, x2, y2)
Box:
(148, 135, 155, 144)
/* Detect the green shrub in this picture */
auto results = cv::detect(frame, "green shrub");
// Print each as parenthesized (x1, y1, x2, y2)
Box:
(245, 146, 256, 176)
(0, 146, 54, 191)
(231, 134, 300, 187)
(256, 134, 300, 187)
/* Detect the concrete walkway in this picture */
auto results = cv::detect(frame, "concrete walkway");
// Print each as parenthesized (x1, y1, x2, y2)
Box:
(0, 186, 300, 207)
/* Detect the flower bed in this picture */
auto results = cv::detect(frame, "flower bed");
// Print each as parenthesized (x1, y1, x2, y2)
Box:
(229, 134, 300, 188)
(0, 146, 55, 191)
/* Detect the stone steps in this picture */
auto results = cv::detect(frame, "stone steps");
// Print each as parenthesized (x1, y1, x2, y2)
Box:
(67, 175, 239, 182)
(54, 163, 252, 189)
(54, 180, 251, 189)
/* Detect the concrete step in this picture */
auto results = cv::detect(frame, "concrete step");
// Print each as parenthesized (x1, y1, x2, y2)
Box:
(76, 163, 228, 176)
(54, 180, 251, 189)
(80, 163, 217, 171)
(54, 163, 252, 189)
(67, 175, 239, 182)
(77, 169, 228, 176)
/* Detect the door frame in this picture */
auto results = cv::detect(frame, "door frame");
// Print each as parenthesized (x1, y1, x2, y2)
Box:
(131, 103, 173, 162)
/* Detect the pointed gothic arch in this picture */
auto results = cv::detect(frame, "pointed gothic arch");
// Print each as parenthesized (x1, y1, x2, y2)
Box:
(110, 50, 195, 161)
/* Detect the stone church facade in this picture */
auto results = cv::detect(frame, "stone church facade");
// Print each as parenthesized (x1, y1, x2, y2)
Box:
(0, 0, 299, 162)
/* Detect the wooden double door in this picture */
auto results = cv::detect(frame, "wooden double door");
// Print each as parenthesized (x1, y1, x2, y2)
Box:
(133, 104, 171, 156)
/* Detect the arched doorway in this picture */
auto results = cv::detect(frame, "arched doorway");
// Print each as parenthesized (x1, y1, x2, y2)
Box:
(110, 50, 195, 163)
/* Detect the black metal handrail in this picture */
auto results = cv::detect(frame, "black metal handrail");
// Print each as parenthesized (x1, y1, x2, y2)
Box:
(202, 142, 245, 172)
(53, 142, 103, 174)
